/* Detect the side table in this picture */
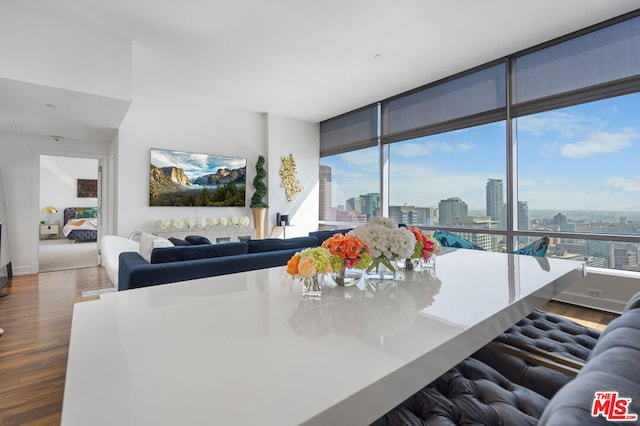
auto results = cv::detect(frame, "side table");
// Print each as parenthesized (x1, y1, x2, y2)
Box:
(39, 224, 60, 240)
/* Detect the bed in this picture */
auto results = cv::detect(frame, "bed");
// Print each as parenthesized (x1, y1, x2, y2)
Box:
(63, 207, 98, 242)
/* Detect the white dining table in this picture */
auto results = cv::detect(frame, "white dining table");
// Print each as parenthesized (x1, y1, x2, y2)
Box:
(61, 249, 585, 425)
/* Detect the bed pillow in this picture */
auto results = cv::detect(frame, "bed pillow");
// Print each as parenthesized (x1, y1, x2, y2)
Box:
(185, 235, 212, 245)
(150, 242, 248, 264)
(139, 232, 174, 263)
(76, 207, 98, 219)
(247, 236, 319, 253)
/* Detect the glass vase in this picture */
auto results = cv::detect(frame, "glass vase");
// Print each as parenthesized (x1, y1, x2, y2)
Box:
(366, 257, 396, 281)
(395, 258, 420, 271)
(331, 267, 362, 287)
(420, 256, 436, 273)
(302, 275, 323, 298)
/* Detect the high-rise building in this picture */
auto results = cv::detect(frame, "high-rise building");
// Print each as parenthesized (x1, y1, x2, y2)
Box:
(319, 165, 333, 220)
(438, 197, 468, 226)
(389, 205, 404, 224)
(455, 216, 500, 251)
(486, 179, 503, 226)
(518, 201, 529, 230)
(359, 193, 380, 220)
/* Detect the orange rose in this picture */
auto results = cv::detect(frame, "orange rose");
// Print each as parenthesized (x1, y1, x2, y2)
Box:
(297, 257, 317, 278)
(286, 253, 300, 275)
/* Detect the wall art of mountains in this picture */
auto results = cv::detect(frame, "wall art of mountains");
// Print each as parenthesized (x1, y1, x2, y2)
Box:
(149, 164, 246, 207)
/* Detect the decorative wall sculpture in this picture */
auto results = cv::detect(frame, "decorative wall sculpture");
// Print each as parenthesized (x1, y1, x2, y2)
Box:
(280, 154, 303, 202)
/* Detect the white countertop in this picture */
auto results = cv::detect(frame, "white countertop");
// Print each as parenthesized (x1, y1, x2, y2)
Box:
(62, 249, 585, 425)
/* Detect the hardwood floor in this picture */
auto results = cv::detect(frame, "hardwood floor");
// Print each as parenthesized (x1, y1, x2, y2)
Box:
(0, 267, 112, 426)
(0, 267, 620, 425)
(541, 300, 619, 331)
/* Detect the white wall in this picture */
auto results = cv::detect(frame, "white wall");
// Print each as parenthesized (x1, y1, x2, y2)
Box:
(39, 156, 98, 225)
(266, 113, 319, 238)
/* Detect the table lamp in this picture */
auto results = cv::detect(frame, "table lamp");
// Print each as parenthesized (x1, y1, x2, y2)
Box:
(42, 206, 58, 224)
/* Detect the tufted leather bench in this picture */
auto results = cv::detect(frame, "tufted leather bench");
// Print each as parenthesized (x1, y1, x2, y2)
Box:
(373, 306, 640, 425)
(473, 309, 601, 398)
(475, 292, 640, 399)
(539, 307, 640, 425)
(371, 357, 549, 426)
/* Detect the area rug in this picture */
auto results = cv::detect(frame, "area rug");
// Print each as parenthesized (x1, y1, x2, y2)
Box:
(39, 239, 99, 272)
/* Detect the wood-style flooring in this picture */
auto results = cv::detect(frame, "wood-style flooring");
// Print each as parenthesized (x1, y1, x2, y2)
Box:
(0, 267, 620, 425)
(0, 267, 113, 426)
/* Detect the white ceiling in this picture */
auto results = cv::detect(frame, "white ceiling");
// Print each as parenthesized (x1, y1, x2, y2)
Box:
(2, 1, 639, 144)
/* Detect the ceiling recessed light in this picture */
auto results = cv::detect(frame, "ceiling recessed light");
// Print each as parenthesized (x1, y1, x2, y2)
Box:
(9, 125, 22, 130)
(50, 135, 63, 142)
(373, 53, 382, 59)
(45, 104, 57, 108)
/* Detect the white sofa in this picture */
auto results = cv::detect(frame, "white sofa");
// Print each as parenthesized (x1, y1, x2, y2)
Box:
(100, 235, 140, 288)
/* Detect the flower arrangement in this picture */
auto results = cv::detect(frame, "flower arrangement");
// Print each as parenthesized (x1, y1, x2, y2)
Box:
(350, 217, 416, 273)
(322, 233, 371, 271)
(406, 226, 441, 261)
(156, 216, 251, 233)
(286, 247, 334, 296)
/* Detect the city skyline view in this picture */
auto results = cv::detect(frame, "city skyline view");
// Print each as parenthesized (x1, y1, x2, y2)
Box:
(321, 92, 640, 221)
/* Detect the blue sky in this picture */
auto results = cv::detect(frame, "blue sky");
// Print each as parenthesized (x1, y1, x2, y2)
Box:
(150, 148, 246, 180)
(322, 92, 640, 213)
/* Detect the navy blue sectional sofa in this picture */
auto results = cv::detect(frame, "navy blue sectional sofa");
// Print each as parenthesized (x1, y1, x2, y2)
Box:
(118, 235, 319, 291)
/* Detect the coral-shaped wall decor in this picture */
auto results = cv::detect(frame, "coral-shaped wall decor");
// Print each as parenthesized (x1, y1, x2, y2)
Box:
(279, 154, 303, 202)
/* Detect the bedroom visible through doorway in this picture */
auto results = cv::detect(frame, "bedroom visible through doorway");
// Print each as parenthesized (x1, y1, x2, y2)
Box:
(38, 155, 100, 272)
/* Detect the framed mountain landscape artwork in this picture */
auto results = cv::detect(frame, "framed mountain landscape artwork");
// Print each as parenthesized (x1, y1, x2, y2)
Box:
(149, 148, 247, 207)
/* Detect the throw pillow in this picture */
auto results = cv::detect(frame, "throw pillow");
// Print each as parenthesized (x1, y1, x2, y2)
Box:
(433, 230, 485, 251)
(168, 237, 191, 246)
(247, 236, 319, 253)
(139, 232, 174, 263)
(513, 236, 549, 257)
(150, 242, 249, 263)
(185, 235, 212, 245)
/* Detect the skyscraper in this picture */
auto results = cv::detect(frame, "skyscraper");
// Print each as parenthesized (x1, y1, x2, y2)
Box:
(486, 179, 503, 226)
(438, 197, 468, 226)
(319, 165, 333, 220)
(518, 201, 529, 230)
(359, 193, 380, 220)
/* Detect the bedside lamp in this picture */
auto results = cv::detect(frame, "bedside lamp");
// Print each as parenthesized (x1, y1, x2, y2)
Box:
(42, 206, 58, 224)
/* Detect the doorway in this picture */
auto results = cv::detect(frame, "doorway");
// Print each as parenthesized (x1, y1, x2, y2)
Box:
(38, 155, 101, 272)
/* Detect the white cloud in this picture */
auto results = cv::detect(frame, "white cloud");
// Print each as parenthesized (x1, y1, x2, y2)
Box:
(606, 176, 640, 192)
(542, 179, 568, 186)
(517, 111, 599, 138)
(560, 129, 637, 158)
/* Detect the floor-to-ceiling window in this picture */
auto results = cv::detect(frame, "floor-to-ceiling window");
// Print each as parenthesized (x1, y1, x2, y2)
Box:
(388, 122, 506, 251)
(516, 92, 640, 270)
(319, 10, 640, 272)
(320, 146, 380, 223)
